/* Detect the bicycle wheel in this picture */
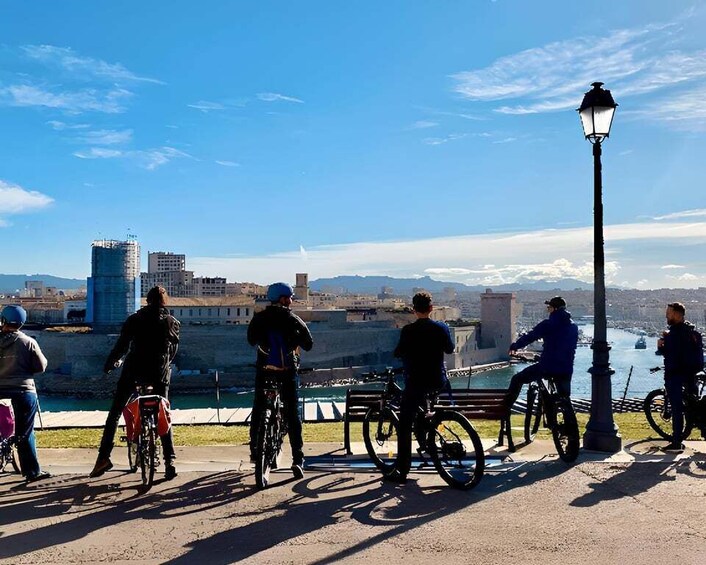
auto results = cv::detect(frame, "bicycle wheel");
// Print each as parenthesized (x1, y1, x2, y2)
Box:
(524, 385, 542, 443)
(428, 411, 484, 490)
(10, 441, 20, 473)
(145, 427, 157, 487)
(0, 439, 20, 473)
(127, 439, 138, 473)
(255, 409, 275, 489)
(362, 405, 399, 474)
(643, 388, 694, 441)
(551, 398, 579, 463)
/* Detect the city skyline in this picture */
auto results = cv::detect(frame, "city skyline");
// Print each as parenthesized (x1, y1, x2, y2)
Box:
(2, 2, 706, 289)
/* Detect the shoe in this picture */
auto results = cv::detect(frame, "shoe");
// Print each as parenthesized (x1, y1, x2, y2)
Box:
(26, 471, 52, 483)
(89, 458, 113, 478)
(383, 471, 407, 484)
(662, 443, 685, 453)
(249, 453, 256, 464)
(291, 462, 304, 479)
(164, 464, 177, 481)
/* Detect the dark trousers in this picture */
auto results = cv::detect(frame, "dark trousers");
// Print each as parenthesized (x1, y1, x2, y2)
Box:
(250, 371, 303, 464)
(664, 375, 698, 445)
(506, 363, 571, 408)
(98, 378, 175, 463)
(6, 390, 41, 478)
(394, 386, 426, 478)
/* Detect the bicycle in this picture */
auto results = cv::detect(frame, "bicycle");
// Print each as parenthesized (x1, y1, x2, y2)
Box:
(362, 368, 485, 490)
(123, 385, 166, 488)
(254, 377, 288, 489)
(643, 368, 706, 441)
(522, 368, 580, 463)
(0, 401, 20, 474)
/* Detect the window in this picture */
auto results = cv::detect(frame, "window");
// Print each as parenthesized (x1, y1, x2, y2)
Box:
(237, 308, 240, 316)
(227, 308, 231, 316)
(245, 308, 249, 316)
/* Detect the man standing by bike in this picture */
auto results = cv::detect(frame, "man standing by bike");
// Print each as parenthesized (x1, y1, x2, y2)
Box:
(90, 286, 180, 479)
(386, 292, 454, 484)
(656, 302, 701, 453)
(0, 305, 51, 482)
(506, 296, 578, 409)
(247, 282, 313, 479)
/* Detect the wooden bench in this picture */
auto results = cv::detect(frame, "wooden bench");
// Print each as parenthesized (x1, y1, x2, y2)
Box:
(343, 387, 514, 454)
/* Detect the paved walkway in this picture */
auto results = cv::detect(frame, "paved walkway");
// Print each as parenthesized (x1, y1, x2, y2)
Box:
(1, 439, 705, 564)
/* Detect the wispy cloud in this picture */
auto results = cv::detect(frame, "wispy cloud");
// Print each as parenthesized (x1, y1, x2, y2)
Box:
(423, 133, 467, 145)
(653, 209, 706, 220)
(215, 160, 240, 167)
(21, 45, 163, 84)
(257, 92, 304, 104)
(76, 129, 133, 145)
(0, 84, 133, 114)
(409, 120, 439, 129)
(661, 264, 686, 269)
(0, 180, 53, 224)
(73, 146, 191, 170)
(46, 120, 90, 130)
(187, 100, 227, 112)
(451, 16, 706, 127)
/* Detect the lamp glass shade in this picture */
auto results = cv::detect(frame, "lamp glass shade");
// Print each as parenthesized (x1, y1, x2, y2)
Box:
(580, 105, 616, 141)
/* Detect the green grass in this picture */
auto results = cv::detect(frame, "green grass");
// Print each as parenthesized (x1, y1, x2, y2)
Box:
(34, 413, 674, 449)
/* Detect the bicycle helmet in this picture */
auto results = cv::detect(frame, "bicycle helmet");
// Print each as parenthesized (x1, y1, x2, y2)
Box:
(1, 305, 27, 328)
(267, 282, 295, 303)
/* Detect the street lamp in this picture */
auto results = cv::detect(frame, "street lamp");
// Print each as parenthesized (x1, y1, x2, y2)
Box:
(578, 82, 622, 452)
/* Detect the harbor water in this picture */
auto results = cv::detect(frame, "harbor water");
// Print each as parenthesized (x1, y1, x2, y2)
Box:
(38, 324, 663, 412)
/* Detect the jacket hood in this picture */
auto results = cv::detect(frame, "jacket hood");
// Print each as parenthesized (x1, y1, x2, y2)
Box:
(0, 332, 20, 351)
(550, 308, 573, 323)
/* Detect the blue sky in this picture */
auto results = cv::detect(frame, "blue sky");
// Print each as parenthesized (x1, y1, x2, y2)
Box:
(2, 1, 706, 289)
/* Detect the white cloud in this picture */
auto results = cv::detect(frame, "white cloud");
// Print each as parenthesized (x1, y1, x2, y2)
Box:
(661, 264, 686, 269)
(215, 160, 240, 167)
(46, 120, 90, 130)
(187, 100, 226, 112)
(0, 84, 132, 114)
(410, 120, 439, 129)
(257, 92, 304, 104)
(0, 180, 53, 223)
(667, 273, 699, 281)
(423, 134, 467, 145)
(21, 44, 163, 84)
(73, 146, 191, 170)
(653, 209, 706, 220)
(189, 217, 706, 288)
(76, 129, 133, 145)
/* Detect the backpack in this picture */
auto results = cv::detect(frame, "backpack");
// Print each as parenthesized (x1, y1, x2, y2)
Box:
(261, 330, 293, 370)
(687, 327, 704, 376)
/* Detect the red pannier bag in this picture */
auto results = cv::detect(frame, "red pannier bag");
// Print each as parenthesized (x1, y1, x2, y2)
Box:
(122, 396, 172, 441)
(0, 401, 14, 439)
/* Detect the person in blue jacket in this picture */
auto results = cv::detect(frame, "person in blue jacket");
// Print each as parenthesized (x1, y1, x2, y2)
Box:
(506, 296, 579, 410)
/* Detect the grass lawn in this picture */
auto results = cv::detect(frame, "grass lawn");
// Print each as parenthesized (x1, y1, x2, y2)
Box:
(35, 412, 677, 449)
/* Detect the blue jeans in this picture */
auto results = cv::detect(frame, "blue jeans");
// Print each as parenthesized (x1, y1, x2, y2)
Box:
(5, 390, 41, 478)
(664, 376, 697, 446)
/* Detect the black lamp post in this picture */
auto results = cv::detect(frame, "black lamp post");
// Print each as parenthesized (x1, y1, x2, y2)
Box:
(578, 82, 622, 452)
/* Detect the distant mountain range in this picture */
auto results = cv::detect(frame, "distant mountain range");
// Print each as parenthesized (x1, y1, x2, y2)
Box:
(310, 275, 593, 295)
(0, 274, 86, 293)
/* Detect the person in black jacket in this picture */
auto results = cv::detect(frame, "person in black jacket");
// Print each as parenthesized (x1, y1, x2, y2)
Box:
(90, 286, 180, 479)
(385, 292, 454, 484)
(506, 296, 579, 410)
(247, 282, 313, 478)
(656, 302, 700, 453)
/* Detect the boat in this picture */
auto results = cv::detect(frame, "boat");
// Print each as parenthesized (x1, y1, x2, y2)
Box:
(635, 333, 647, 350)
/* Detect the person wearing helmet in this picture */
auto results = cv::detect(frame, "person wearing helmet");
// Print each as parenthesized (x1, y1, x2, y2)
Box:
(506, 296, 579, 409)
(89, 286, 180, 480)
(247, 282, 313, 478)
(0, 305, 51, 482)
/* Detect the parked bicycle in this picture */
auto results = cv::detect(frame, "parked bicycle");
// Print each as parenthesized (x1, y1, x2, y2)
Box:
(254, 377, 288, 489)
(644, 367, 706, 441)
(362, 367, 485, 490)
(0, 401, 20, 474)
(122, 385, 169, 488)
(519, 357, 580, 463)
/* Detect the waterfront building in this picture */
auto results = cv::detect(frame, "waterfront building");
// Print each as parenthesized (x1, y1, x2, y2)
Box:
(87, 239, 141, 327)
(166, 297, 254, 325)
(294, 273, 310, 303)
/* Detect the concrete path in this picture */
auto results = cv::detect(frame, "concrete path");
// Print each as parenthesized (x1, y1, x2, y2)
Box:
(1, 440, 705, 564)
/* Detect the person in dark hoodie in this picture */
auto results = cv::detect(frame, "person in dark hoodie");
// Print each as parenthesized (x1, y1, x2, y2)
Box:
(247, 282, 313, 479)
(0, 305, 50, 482)
(656, 302, 701, 453)
(506, 296, 579, 410)
(89, 286, 180, 479)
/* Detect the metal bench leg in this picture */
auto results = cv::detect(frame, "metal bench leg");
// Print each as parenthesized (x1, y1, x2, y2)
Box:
(344, 415, 352, 455)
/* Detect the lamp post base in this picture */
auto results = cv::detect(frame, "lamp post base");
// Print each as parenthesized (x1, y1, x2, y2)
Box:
(583, 426, 622, 453)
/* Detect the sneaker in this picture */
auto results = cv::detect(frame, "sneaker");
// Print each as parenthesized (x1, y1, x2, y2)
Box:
(291, 462, 304, 479)
(164, 464, 177, 481)
(662, 443, 685, 453)
(89, 458, 113, 478)
(26, 471, 52, 483)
